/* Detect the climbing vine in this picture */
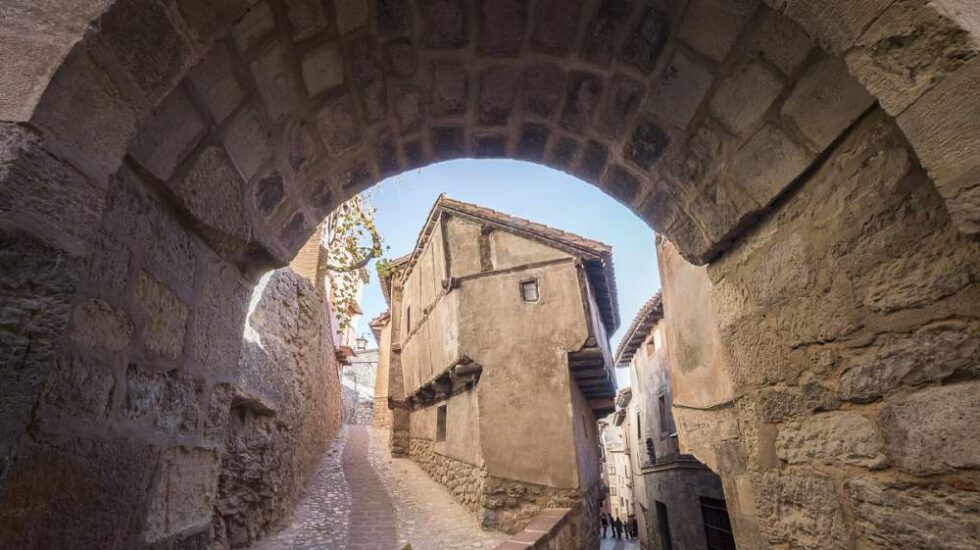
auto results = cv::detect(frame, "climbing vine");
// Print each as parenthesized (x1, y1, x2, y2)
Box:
(324, 194, 387, 336)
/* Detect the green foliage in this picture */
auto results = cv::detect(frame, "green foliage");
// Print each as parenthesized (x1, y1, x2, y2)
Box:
(324, 194, 389, 335)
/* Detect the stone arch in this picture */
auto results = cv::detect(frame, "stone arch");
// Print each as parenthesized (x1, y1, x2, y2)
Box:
(2, 1, 980, 549)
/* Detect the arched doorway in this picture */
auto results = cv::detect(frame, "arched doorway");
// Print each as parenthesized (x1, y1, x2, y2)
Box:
(1, 1, 979, 548)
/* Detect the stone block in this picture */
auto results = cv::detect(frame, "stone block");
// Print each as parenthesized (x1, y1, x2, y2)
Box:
(429, 61, 468, 116)
(96, 0, 198, 100)
(479, 0, 527, 56)
(775, 411, 886, 468)
(0, 123, 104, 252)
(302, 43, 345, 96)
(39, 351, 115, 420)
(0, 31, 76, 122)
(473, 133, 508, 158)
(523, 64, 565, 120)
(171, 146, 250, 253)
(756, 473, 847, 549)
(204, 383, 234, 442)
(189, 44, 246, 124)
(419, 0, 468, 49)
(378, 0, 412, 36)
(223, 105, 272, 182)
(747, 7, 813, 77)
(315, 92, 360, 156)
(145, 447, 220, 542)
(278, 211, 315, 253)
(138, 271, 188, 360)
(332, 157, 374, 195)
(547, 136, 579, 170)
(233, 2, 276, 53)
(645, 50, 714, 130)
(32, 48, 139, 184)
(189, 253, 248, 382)
(176, 0, 249, 42)
(709, 61, 783, 137)
(376, 137, 400, 177)
(879, 381, 980, 475)
(250, 42, 303, 121)
(0, 436, 161, 549)
(780, 0, 896, 54)
(102, 173, 197, 291)
(125, 365, 204, 435)
(597, 75, 645, 139)
(430, 126, 465, 159)
(283, 120, 316, 175)
(130, 88, 206, 181)
(336, 0, 369, 34)
(560, 72, 604, 133)
(620, 6, 669, 73)
(403, 140, 426, 169)
(580, 0, 633, 65)
(897, 56, 980, 235)
(733, 125, 813, 207)
(847, 478, 980, 549)
(283, 0, 330, 41)
(530, 0, 582, 55)
(385, 39, 419, 77)
(782, 58, 875, 152)
(71, 298, 133, 352)
(624, 117, 670, 171)
(479, 66, 519, 126)
(516, 124, 548, 161)
(394, 84, 423, 132)
(83, 230, 130, 296)
(601, 165, 642, 205)
(679, 0, 748, 62)
(253, 171, 284, 216)
(838, 321, 980, 402)
(578, 140, 609, 182)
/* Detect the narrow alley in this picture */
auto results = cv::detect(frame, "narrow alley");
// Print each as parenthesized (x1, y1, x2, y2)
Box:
(250, 426, 506, 550)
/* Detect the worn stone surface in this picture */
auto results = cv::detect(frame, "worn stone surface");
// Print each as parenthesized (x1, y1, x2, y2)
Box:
(847, 477, 980, 549)
(710, 61, 784, 137)
(878, 381, 980, 475)
(782, 57, 875, 151)
(71, 298, 133, 352)
(775, 411, 886, 468)
(213, 269, 342, 548)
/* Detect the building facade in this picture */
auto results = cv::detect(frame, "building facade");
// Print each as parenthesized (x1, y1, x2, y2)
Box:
(614, 293, 737, 550)
(378, 195, 619, 540)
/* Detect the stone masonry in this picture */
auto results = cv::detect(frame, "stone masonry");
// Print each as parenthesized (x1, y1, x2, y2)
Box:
(1, 1, 980, 549)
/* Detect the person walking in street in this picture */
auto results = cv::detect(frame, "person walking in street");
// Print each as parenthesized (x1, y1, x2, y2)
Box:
(627, 513, 638, 538)
(600, 512, 609, 538)
(613, 516, 624, 539)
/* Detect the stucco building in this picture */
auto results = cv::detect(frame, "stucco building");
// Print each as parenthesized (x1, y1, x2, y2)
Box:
(613, 292, 737, 550)
(375, 195, 619, 540)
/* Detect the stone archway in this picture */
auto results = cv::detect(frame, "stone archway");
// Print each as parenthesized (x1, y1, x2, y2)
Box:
(1, 1, 979, 549)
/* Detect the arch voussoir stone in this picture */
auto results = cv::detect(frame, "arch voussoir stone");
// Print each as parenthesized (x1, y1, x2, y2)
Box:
(2, 1, 980, 549)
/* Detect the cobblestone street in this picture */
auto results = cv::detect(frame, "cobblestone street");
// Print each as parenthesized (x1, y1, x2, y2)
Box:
(249, 425, 507, 549)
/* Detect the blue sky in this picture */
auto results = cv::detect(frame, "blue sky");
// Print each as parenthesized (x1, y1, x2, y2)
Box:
(357, 159, 661, 387)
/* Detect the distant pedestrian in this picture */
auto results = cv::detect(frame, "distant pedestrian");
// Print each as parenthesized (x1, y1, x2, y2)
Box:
(613, 516, 624, 539)
(600, 512, 609, 537)
(628, 514, 638, 538)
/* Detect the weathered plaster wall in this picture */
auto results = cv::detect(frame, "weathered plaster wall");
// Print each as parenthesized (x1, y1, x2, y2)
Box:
(664, 110, 980, 549)
(462, 260, 587, 490)
(213, 268, 341, 548)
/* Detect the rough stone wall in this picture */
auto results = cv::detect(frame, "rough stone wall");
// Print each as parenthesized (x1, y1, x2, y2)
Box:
(212, 269, 341, 549)
(408, 437, 485, 512)
(665, 110, 980, 549)
(372, 397, 393, 429)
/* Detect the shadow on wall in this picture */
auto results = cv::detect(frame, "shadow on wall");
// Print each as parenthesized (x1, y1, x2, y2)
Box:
(212, 268, 342, 548)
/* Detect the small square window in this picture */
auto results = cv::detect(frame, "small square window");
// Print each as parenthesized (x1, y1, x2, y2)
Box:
(436, 404, 447, 442)
(521, 280, 539, 302)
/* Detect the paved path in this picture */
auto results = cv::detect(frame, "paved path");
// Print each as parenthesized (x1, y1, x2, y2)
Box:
(248, 425, 506, 549)
(599, 536, 640, 549)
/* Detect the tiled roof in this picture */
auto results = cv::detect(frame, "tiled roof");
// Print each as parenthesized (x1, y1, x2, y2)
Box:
(368, 311, 390, 342)
(613, 292, 664, 367)
(396, 194, 620, 332)
(378, 253, 412, 306)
